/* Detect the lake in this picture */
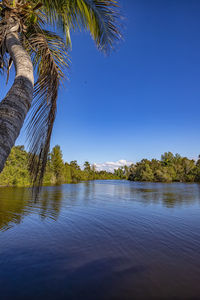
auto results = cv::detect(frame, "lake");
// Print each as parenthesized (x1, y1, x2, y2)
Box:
(0, 180, 200, 299)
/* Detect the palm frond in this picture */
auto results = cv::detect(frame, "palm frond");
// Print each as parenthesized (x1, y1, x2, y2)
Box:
(25, 29, 70, 187)
(76, 0, 122, 52)
(39, 0, 122, 53)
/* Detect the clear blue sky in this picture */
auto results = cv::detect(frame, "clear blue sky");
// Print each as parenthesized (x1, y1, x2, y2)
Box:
(4, 0, 200, 165)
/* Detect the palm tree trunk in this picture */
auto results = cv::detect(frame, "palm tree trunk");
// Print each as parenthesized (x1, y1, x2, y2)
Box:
(0, 31, 34, 172)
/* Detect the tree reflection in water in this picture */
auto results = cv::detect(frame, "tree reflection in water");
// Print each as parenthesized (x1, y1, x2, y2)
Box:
(0, 186, 63, 231)
(0, 181, 200, 231)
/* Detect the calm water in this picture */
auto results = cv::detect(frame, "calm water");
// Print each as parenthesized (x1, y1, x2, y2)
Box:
(0, 180, 200, 300)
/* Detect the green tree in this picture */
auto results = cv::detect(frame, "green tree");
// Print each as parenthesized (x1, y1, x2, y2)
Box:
(114, 167, 125, 179)
(50, 145, 64, 184)
(69, 160, 82, 183)
(91, 164, 96, 180)
(154, 168, 172, 182)
(84, 161, 91, 172)
(83, 161, 92, 180)
(70, 160, 80, 170)
(161, 152, 175, 166)
(0, 146, 30, 186)
(134, 159, 154, 181)
(64, 162, 72, 183)
(0, 0, 122, 187)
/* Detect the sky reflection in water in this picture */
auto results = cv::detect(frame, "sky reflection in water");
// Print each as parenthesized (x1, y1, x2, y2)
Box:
(0, 181, 200, 299)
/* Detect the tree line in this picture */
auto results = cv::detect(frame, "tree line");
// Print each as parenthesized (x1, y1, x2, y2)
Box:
(1, 147, 200, 187)
(0, 145, 118, 187)
(114, 152, 200, 183)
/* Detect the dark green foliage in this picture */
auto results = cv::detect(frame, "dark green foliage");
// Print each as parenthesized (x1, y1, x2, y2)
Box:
(126, 152, 198, 183)
(0, 146, 30, 186)
(50, 145, 65, 184)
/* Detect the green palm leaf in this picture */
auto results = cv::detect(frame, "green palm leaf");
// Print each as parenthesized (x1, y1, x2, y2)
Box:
(25, 29, 70, 187)
(38, 0, 121, 52)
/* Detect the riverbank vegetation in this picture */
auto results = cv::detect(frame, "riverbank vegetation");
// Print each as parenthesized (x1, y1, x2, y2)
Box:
(0, 145, 118, 187)
(115, 152, 200, 183)
(1, 147, 200, 187)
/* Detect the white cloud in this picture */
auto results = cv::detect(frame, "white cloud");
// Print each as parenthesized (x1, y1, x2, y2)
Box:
(94, 159, 133, 173)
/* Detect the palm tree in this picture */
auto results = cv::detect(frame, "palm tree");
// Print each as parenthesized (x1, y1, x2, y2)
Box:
(0, 0, 121, 185)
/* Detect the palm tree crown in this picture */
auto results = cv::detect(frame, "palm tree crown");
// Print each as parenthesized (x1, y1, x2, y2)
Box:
(0, 0, 121, 186)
